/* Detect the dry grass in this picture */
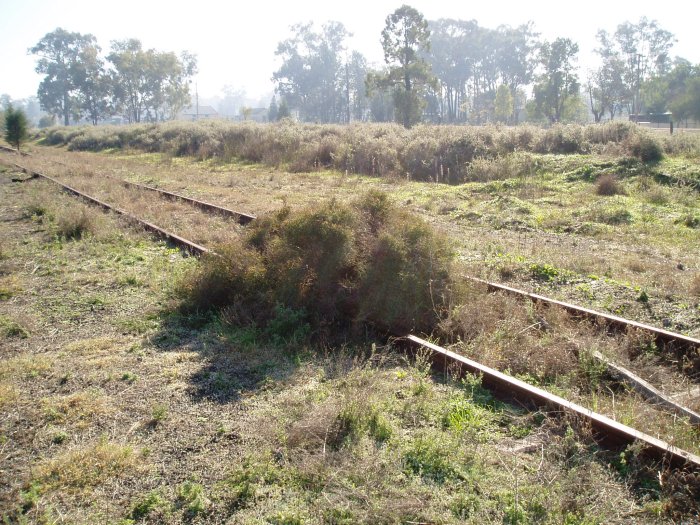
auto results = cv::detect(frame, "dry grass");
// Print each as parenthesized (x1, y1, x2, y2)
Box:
(1, 138, 699, 522)
(691, 274, 700, 297)
(37, 120, 680, 180)
(0, 384, 18, 409)
(55, 206, 98, 240)
(34, 440, 138, 491)
(0, 355, 52, 380)
(10, 156, 244, 249)
(40, 390, 108, 426)
(595, 173, 625, 196)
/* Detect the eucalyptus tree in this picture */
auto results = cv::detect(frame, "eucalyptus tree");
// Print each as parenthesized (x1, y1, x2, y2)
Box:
(596, 18, 675, 115)
(531, 38, 580, 123)
(108, 39, 196, 123)
(274, 21, 361, 123)
(72, 43, 111, 124)
(368, 5, 434, 128)
(426, 18, 478, 122)
(495, 23, 539, 122)
(30, 28, 98, 125)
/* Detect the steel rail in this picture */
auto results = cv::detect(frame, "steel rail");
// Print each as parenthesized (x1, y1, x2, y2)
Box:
(406, 334, 700, 470)
(7, 161, 209, 256)
(469, 277, 700, 351)
(119, 179, 256, 225)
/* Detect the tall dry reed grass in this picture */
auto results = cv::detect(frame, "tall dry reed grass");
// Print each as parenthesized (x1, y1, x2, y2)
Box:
(38, 120, 689, 183)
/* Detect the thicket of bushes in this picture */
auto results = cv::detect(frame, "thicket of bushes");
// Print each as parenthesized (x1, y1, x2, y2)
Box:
(180, 191, 454, 340)
(38, 120, 688, 183)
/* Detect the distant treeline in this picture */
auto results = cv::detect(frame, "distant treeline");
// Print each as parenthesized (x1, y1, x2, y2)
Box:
(25, 7, 700, 129)
(272, 9, 700, 127)
(38, 120, 699, 183)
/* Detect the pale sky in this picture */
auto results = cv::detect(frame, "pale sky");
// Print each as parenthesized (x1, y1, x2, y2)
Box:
(1, 0, 698, 102)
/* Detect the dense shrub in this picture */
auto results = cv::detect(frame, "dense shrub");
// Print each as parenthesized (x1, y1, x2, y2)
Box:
(626, 133, 664, 162)
(37, 120, 688, 182)
(180, 191, 454, 340)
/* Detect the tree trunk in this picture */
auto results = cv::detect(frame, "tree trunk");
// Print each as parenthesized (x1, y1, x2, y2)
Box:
(63, 92, 70, 126)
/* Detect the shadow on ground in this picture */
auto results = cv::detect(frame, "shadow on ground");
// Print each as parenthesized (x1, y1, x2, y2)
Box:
(148, 308, 304, 404)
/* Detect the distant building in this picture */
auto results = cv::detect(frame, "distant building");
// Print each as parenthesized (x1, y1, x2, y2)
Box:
(178, 105, 219, 121)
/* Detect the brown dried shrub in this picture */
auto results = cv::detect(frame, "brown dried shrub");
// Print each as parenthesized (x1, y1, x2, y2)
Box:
(595, 174, 624, 196)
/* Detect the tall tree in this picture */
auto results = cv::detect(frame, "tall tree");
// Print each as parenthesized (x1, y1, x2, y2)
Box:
(273, 22, 355, 123)
(72, 42, 111, 124)
(641, 58, 694, 114)
(426, 18, 479, 123)
(531, 38, 580, 123)
(108, 40, 196, 123)
(495, 23, 539, 123)
(344, 51, 369, 122)
(371, 5, 434, 128)
(494, 84, 513, 123)
(596, 18, 675, 115)
(30, 28, 97, 125)
(4, 106, 29, 152)
(588, 54, 628, 120)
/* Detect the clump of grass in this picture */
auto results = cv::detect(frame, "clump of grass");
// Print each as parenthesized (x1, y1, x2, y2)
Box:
(41, 390, 106, 425)
(675, 213, 700, 229)
(0, 315, 29, 339)
(34, 439, 137, 491)
(595, 174, 624, 196)
(644, 186, 669, 205)
(586, 203, 633, 225)
(129, 490, 172, 521)
(465, 152, 536, 182)
(181, 191, 454, 340)
(0, 355, 51, 380)
(24, 197, 49, 219)
(55, 207, 96, 240)
(150, 404, 169, 426)
(177, 481, 209, 516)
(690, 274, 700, 297)
(0, 384, 18, 409)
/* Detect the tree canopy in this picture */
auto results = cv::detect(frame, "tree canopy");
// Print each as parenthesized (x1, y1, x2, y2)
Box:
(29, 28, 98, 125)
(530, 38, 580, 123)
(369, 5, 434, 128)
(30, 28, 197, 125)
(273, 22, 367, 123)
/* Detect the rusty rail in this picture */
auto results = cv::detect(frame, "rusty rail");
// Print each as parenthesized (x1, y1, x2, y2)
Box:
(7, 161, 209, 256)
(470, 277, 700, 351)
(406, 335, 700, 470)
(120, 179, 256, 225)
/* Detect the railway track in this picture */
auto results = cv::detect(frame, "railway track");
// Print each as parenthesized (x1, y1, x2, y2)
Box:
(118, 179, 256, 225)
(3, 155, 700, 472)
(3, 159, 209, 255)
(405, 335, 700, 470)
(0, 145, 256, 225)
(470, 277, 700, 352)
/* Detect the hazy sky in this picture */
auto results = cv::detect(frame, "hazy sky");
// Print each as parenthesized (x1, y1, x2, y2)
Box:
(1, 0, 698, 102)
